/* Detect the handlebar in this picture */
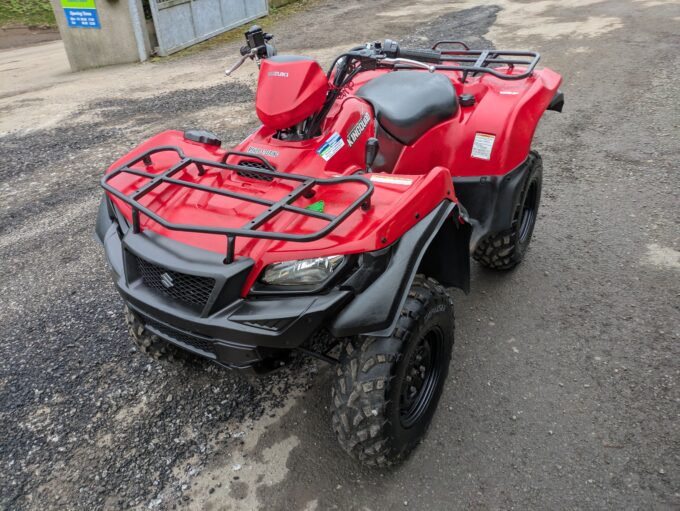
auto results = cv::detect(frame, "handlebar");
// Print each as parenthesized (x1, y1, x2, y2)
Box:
(225, 29, 538, 87)
(396, 47, 441, 64)
(380, 57, 436, 73)
(225, 25, 275, 77)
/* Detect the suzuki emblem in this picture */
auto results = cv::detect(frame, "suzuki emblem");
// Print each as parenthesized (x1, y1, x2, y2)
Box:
(160, 272, 174, 289)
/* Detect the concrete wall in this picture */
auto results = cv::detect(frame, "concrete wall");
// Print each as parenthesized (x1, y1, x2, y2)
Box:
(50, 0, 148, 71)
(51, 0, 298, 71)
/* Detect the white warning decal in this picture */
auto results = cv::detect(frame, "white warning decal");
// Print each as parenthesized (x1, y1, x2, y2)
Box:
(471, 133, 495, 160)
(369, 175, 413, 186)
(317, 132, 345, 161)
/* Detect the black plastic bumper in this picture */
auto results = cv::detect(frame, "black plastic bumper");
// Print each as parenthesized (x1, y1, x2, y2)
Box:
(100, 217, 351, 370)
(97, 196, 466, 371)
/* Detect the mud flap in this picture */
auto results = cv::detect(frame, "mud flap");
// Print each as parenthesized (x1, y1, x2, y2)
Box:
(419, 213, 471, 293)
(453, 152, 538, 252)
(547, 89, 565, 112)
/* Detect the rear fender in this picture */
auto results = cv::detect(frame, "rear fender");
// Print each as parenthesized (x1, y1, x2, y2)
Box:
(330, 200, 469, 338)
(476, 68, 562, 174)
(392, 68, 562, 178)
(495, 69, 563, 170)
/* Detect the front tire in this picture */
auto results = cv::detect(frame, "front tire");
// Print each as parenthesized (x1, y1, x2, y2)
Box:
(331, 276, 454, 467)
(474, 151, 543, 270)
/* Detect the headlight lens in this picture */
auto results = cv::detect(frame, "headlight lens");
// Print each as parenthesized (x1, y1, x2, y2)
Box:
(261, 255, 345, 286)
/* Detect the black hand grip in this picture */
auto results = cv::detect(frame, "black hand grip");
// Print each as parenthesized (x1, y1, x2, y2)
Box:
(397, 47, 441, 64)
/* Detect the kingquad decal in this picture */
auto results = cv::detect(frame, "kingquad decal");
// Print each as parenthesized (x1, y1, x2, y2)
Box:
(347, 112, 371, 147)
(247, 146, 279, 158)
(317, 133, 345, 161)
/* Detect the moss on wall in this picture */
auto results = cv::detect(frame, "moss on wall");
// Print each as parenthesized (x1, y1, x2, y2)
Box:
(0, 0, 56, 27)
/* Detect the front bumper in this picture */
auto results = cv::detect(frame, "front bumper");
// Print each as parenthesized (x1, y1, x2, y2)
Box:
(97, 196, 462, 371)
(100, 217, 351, 371)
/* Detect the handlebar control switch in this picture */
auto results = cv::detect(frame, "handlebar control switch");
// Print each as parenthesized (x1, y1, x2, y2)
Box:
(246, 25, 266, 50)
(244, 25, 275, 59)
(382, 39, 399, 58)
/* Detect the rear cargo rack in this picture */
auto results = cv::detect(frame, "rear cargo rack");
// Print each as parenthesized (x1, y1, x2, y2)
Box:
(429, 43, 540, 82)
(101, 146, 373, 264)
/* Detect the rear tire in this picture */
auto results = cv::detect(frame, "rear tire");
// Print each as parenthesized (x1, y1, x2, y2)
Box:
(331, 275, 454, 467)
(124, 306, 188, 362)
(474, 151, 543, 270)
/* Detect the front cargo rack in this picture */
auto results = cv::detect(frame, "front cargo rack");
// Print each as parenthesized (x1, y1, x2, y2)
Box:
(101, 146, 374, 264)
(428, 42, 540, 82)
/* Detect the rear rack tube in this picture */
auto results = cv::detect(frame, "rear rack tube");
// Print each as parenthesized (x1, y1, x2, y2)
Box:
(392, 48, 540, 82)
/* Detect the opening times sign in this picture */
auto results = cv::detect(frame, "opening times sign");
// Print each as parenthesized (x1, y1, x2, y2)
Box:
(61, 0, 101, 29)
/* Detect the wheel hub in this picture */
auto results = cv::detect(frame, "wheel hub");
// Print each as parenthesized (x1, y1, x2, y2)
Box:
(399, 328, 444, 428)
(518, 180, 538, 243)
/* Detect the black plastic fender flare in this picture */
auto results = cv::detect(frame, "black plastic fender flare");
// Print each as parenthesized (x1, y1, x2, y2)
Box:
(330, 200, 470, 338)
(94, 194, 114, 245)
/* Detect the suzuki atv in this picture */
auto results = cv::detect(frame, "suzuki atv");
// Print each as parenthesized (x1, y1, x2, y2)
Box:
(95, 26, 563, 466)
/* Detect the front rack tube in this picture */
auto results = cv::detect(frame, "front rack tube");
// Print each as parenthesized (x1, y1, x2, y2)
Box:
(101, 146, 374, 264)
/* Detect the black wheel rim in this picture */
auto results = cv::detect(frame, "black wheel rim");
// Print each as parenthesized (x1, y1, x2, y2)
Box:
(518, 180, 538, 243)
(399, 327, 444, 428)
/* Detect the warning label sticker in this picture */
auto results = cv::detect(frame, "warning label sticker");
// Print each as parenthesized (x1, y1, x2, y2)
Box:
(317, 132, 345, 161)
(471, 133, 495, 160)
(369, 175, 413, 186)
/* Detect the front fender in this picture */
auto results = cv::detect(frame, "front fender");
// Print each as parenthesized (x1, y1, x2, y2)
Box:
(330, 200, 468, 338)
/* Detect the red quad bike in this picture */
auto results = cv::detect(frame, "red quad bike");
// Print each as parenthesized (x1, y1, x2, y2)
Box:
(95, 26, 563, 466)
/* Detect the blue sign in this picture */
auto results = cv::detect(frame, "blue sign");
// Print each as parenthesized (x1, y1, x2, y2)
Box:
(64, 8, 101, 29)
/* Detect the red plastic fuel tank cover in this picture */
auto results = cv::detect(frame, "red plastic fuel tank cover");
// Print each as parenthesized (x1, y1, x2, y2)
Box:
(255, 56, 329, 130)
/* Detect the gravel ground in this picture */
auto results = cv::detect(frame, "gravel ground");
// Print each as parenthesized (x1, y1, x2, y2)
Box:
(0, 0, 678, 510)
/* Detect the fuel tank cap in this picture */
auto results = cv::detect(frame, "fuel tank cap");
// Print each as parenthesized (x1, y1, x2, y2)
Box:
(459, 93, 475, 107)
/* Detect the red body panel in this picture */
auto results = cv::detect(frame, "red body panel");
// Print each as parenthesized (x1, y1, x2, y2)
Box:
(107, 131, 453, 294)
(104, 61, 561, 296)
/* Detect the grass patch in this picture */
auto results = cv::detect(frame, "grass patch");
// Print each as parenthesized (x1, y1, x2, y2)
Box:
(159, 0, 317, 61)
(0, 0, 56, 27)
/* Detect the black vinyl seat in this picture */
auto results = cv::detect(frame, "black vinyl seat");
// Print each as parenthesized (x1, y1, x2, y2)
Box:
(356, 71, 458, 145)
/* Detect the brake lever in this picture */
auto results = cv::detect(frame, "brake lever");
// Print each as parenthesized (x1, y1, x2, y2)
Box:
(225, 48, 257, 76)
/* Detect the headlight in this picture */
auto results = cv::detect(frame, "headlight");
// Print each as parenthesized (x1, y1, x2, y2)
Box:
(261, 255, 345, 286)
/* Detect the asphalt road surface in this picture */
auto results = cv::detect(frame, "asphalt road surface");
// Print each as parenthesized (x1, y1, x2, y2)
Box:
(0, 0, 678, 509)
